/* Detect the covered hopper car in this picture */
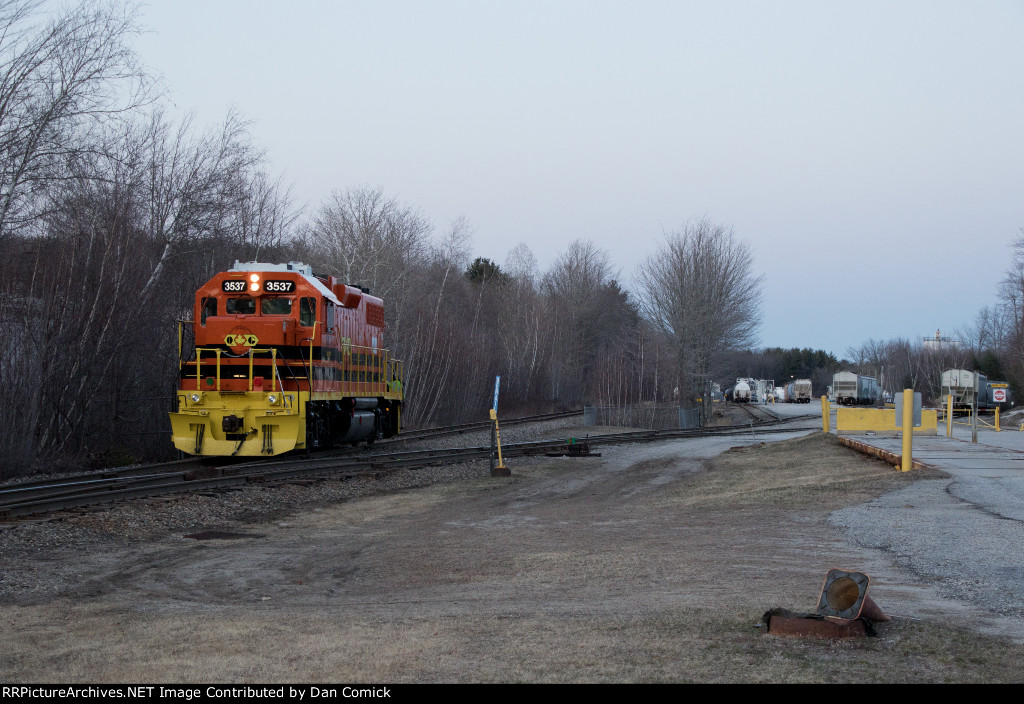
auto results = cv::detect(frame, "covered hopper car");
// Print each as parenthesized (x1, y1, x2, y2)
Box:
(832, 372, 879, 406)
(941, 369, 985, 410)
(786, 378, 813, 403)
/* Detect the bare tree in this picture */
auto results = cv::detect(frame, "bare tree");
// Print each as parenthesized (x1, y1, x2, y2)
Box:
(133, 108, 278, 297)
(504, 242, 537, 285)
(998, 233, 1024, 386)
(0, 103, 298, 473)
(541, 239, 621, 404)
(385, 217, 473, 426)
(300, 185, 431, 299)
(0, 0, 152, 251)
(635, 217, 762, 413)
(958, 306, 1009, 358)
(495, 243, 546, 407)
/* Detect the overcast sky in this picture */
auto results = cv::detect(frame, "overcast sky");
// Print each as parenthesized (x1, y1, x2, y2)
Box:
(131, 0, 1024, 358)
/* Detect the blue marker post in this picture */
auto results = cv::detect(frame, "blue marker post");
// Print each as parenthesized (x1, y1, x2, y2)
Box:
(490, 376, 509, 476)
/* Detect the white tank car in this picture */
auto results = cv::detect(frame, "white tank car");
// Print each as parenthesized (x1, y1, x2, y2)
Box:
(733, 380, 752, 403)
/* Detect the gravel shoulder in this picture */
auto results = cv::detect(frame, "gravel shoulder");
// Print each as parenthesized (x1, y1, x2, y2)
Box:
(2, 417, 1023, 683)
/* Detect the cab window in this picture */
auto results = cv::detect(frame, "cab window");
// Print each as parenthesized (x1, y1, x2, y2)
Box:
(261, 297, 292, 315)
(200, 297, 217, 325)
(226, 297, 256, 315)
(325, 301, 335, 332)
(300, 298, 315, 327)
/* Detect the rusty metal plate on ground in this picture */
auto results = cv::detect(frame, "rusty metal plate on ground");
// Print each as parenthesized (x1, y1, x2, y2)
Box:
(768, 614, 868, 638)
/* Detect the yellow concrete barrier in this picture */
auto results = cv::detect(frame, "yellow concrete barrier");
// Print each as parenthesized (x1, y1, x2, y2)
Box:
(835, 407, 938, 435)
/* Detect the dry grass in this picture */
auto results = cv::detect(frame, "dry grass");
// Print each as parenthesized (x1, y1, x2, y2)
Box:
(676, 432, 940, 508)
(5, 600, 1021, 683)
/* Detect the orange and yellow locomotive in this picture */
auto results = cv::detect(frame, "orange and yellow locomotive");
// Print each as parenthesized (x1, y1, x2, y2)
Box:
(169, 261, 403, 456)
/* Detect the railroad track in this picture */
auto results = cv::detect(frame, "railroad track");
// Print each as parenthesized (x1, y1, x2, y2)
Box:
(734, 402, 782, 424)
(0, 410, 810, 521)
(389, 409, 582, 441)
(0, 411, 577, 505)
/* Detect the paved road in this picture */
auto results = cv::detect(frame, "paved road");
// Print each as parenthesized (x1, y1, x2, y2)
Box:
(831, 424, 1024, 636)
(747, 399, 1024, 638)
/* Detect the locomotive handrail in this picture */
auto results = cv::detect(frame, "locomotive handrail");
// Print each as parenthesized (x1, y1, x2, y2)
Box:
(186, 342, 404, 399)
(247, 348, 279, 392)
(194, 347, 222, 391)
(305, 321, 319, 393)
(177, 320, 191, 371)
(193, 347, 287, 393)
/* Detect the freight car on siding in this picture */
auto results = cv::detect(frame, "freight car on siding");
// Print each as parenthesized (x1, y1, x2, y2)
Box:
(940, 369, 986, 410)
(832, 372, 879, 406)
(730, 380, 752, 403)
(786, 378, 813, 403)
(985, 381, 1015, 412)
(941, 369, 1015, 412)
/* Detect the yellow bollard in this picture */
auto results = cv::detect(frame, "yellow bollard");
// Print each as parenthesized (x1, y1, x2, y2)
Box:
(946, 395, 953, 438)
(489, 408, 509, 475)
(821, 395, 830, 433)
(901, 389, 913, 472)
(996, 406, 1000, 432)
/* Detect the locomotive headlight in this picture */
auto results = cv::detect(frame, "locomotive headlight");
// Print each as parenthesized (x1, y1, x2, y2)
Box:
(189, 393, 202, 404)
(249, 273, 260, 283)
(267, 394, 279, 405)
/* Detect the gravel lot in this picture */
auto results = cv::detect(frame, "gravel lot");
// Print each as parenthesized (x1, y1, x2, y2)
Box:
(831, 452, 1024, 626)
